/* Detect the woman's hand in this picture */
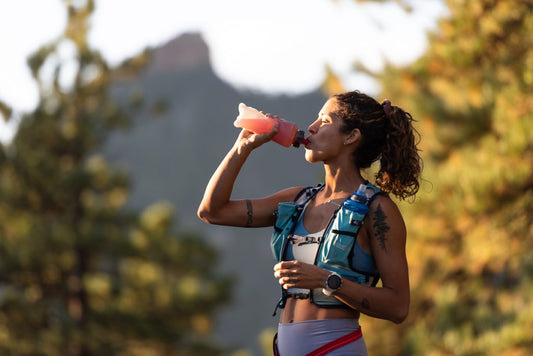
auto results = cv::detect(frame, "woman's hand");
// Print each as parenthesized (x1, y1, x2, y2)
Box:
(274, 260, 330, 290)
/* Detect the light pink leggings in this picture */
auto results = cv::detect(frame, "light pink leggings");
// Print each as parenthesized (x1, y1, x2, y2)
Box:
(277, 318, 368, 356)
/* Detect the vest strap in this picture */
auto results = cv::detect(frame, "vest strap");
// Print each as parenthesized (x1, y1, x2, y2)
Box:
(331, 229, 358, 238)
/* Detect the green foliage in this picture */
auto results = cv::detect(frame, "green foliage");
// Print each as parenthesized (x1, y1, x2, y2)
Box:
(0, 2, 229, 355)
(360, 1, 533, 355)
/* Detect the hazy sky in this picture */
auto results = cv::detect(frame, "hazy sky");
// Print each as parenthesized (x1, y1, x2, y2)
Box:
(0, 0, 447, 142)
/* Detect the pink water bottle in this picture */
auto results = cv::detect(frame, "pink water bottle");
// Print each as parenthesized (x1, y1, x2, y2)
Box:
(233, 103, 308, 148)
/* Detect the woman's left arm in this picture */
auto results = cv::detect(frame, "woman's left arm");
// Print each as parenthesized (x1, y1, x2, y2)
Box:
(335, 196, 410, 323)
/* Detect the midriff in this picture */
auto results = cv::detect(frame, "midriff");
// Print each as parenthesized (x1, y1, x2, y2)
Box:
(279, 298, 359, 324)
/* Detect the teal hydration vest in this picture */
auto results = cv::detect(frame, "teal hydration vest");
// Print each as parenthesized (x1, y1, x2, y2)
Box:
(271, 182, 382, 311)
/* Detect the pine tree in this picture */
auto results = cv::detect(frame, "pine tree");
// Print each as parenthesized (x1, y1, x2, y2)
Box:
(0, 2, 230, 355)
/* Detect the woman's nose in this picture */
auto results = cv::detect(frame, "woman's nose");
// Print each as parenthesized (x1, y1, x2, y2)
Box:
(308, 121, 318, 134)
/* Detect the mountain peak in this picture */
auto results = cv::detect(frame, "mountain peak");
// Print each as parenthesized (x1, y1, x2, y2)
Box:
(147, 32, 211, 74)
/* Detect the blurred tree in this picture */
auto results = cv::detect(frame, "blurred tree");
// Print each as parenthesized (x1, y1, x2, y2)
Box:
(351, 1, 533, 355)
(321, 64, 345, 96)
(0, 1, 230, 355)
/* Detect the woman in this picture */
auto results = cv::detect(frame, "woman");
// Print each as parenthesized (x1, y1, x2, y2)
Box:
(198, 91, 422, 355)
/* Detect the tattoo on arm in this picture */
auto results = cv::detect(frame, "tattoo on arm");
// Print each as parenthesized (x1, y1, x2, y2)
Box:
(245, 199, 253, 227)
(372, 204, 390, 251)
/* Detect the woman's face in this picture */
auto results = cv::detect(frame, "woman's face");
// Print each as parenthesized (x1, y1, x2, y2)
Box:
(304, 98, 351, 163)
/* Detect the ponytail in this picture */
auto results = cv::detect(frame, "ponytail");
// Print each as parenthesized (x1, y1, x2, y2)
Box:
(333, 91, 422, 200)
(377, 104, 422, 200)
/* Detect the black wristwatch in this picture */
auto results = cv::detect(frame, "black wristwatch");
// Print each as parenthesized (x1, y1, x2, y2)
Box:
(323, 272, 342, 296)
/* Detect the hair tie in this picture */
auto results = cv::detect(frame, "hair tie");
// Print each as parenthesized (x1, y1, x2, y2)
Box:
(382, 99, 392, 117)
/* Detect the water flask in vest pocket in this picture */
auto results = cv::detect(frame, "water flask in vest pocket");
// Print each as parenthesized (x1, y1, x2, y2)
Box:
(317, 208, 365, 283)
(316, 184, 370, 284)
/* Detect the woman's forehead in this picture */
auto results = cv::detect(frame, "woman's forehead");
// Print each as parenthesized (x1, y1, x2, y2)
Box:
(319, 98, 340, 116)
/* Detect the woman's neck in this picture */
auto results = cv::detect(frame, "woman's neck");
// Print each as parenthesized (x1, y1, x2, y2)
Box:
(322, 161, 364, 198)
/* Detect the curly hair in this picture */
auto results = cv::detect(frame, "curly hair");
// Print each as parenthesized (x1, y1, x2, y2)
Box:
(332, 91, 422, 200)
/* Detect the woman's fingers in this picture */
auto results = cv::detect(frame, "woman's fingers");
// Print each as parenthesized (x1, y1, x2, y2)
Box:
(274, 261, 303, 289)
(274, 261, 297, 276)
(278, 276, 298, 289)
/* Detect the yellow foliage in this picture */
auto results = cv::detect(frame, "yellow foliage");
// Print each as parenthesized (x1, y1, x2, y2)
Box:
(467, 84, 483, 107)
(140, 201, 175, 231)
(0, 323, 8, 343)
(229, 350, 252, 356)
(191, 314, 212, 335)
(25, 285, 42, 302)
(59, 154, 75, 172)
(129, 229, 148, 250)
(321, 65, 345, 96)
(121, 258, 162, 284)
(178, 276, 200, 300)
(60, 119, 77, 139)
(85, 273, 111, 301)
(257, 327, 276, 356)
(58, 251, 76, 270)
(106, 187, 127, 208)
(118, 341, 161, 356)
(463, 220, 507, 274)
(153, 285, 171, 306)
(137, 262, 160, 284)
(480, 14, 503, 37)
(43, 265, 62, 284)
(400, 72, 417, 94)
(85, 154, 111, 188)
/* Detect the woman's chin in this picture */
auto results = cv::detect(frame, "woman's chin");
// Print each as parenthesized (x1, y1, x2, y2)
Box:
(304, 151, 320, 163)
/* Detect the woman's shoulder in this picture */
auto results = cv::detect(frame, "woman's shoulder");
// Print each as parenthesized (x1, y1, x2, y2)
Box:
(368, 194, 403, 219)
(366, 194, 406, 240)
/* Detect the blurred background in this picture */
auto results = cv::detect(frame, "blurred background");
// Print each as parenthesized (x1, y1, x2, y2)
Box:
(0, 0, 532, 355)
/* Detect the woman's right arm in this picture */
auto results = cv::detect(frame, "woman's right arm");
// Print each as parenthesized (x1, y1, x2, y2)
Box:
(197, 122, 303, 228)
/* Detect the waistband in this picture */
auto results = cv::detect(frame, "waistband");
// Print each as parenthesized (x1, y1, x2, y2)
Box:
(275, 319, 363, 356)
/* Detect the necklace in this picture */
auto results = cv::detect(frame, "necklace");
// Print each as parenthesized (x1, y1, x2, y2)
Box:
(325, 200, 343, 207)
(323, 195, 349, 207)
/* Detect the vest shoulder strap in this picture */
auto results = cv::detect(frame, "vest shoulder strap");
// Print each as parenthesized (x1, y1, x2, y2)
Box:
(294, 183, 324, 205)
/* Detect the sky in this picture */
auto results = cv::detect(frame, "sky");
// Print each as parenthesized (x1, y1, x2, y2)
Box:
(0, 0, 447, 143)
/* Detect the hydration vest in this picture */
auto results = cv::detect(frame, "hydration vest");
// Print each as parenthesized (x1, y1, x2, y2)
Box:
(271, 181, 382, 312)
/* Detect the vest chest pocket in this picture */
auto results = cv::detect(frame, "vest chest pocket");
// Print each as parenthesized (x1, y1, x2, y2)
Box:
(316, 207, 367, 284)
(271, 202, 299, 262)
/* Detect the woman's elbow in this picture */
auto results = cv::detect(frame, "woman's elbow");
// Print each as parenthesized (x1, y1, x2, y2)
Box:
(197, 205, 214, 224)
(390, 303, 409, 324)
(197, 204, 229, 225)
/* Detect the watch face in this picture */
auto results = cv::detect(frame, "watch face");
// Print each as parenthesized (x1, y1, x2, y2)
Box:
(327, 274, 342, 290)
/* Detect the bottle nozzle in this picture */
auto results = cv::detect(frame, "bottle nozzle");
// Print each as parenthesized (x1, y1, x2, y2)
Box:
(292, 130, 307, 148)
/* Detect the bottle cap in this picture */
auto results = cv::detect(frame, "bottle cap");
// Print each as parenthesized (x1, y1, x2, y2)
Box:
(292, 130, 307, 148)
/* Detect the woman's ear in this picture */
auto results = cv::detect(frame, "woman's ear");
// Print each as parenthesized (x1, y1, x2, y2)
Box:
(344, 129, 361, 145)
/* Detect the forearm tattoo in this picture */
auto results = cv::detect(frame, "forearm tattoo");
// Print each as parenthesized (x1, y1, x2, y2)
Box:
(245, 199, 253, 227)
(372, 204, 390, 251)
